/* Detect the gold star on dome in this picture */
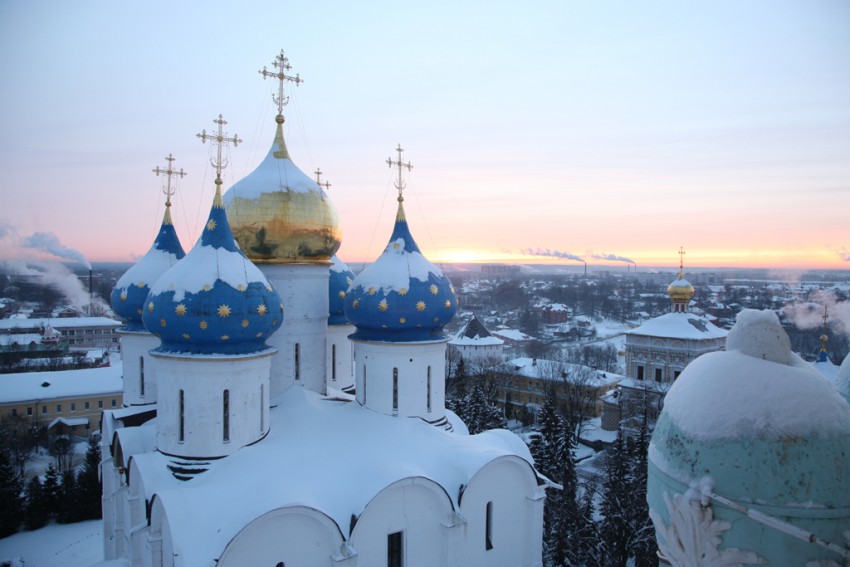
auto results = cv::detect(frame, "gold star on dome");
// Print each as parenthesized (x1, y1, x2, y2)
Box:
(241, 319, 249, 328)
(368, 287, 376, 295)
(257, 304, 267, 316)
(135, 282, 146, 288)
(202, 284, 211, 291)
(393, 242, 400, 249)
(221, 335, 229, 341)
(265, 284, 273, 292)
(338, 290, 346, 299)
(175, 304, 187, 316)
(416, 301, 426, 311)
(346, 278, 353, 286)
(199, 321, 208, 330)
(120, 292, 127, 301)
(217, 304, 231, 317)
(236, 284, 246, 292)
(429, 285, 438, 295)
(207, 219, 217, 231)
(148, 302, 155, 313)
(182, 333, 190, 340)
(137, 309, 143, 315)
(433, 316, 440, 323)
(399, 317, 406, 324)
(444, 300, 451, 309)
(160, 319, 167, 327)
(256, 332, 263, 337)
(353, 299, 360, 309)
(398, 288, 408, 296)
(378, 299, 389, 312)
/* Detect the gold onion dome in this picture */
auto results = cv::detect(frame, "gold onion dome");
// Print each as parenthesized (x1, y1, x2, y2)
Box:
(667, 272, 694, 302)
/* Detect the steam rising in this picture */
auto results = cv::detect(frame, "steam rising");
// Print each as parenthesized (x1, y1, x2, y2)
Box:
(784, 289, 850, 338)
(0, 260, 110, 315)
(23, 232, 91, 269)
(521, 247, 584, 263)
(590, 251, 636, 265)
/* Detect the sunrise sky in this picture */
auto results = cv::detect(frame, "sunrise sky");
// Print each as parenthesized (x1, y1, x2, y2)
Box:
(1, 0, 849, 270)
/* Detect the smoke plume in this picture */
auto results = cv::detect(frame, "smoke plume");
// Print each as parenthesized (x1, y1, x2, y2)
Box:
(1, 260, 109, 315)
(784, 289, 850, 338)
(23, 232, 91, 270)
(521, 247, 584, 263)
(590, 251, 636, 265)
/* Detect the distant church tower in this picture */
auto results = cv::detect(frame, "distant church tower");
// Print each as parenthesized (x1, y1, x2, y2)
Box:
(110, 155, 186, 407)
(223, 51, 341, 397)
(345, 146, 457, 428)
(143, 116, 282, 459)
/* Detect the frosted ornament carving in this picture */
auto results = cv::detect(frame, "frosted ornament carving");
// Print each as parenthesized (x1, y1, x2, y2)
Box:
(649, 491, 765, 566)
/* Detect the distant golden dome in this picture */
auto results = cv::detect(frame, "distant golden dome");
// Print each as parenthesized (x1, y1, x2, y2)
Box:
(223, 115, 341, 264)
(667, 274, 695, 303)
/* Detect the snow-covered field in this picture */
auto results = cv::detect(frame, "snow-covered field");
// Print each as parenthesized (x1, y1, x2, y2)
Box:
(0, 520, 110, 567)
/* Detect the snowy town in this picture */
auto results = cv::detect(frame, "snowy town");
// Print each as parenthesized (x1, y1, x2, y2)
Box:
(2, 4, 850, 565)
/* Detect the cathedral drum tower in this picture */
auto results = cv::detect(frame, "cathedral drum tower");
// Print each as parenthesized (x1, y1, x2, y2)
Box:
(223, 50, 340, 397)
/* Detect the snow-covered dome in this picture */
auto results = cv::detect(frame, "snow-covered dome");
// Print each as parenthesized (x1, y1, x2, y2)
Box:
(344, 196, 456, 342)
(328, 255, 354, 326)
(648, 309, 850, 564)
(836, 351, 850, 405)
(142, 182, 283, 354)
(222, 113, 341, 265)
(111, 205, 185, 331)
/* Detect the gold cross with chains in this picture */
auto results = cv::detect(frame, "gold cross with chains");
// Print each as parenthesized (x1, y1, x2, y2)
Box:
(387, 144, 413, 201)
(197, 115, 242, 180)
(260, 49, 303, 116)
(152, 154, 186, 207)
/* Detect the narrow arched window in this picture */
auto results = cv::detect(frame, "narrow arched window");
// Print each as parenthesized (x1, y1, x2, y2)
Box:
(139, 356, 145, 397)
(223, 390, 230, 442)
(393, 368, 399, 412)
(260, 384, 265, 432)
(427, 366, 432, 412)
(178, 390, 185, 442)
(295, 343, 301, 381)
(362, 364, 367, 404)
(485, 501, 494, 550)
(332, 344, 337, 381)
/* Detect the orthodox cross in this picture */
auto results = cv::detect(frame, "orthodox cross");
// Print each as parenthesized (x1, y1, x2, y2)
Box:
(197, 115, 242, 180)
(387, 144, 413, 201)
(314, 168, 331, 191)
(152, 154, 186, 207)
(678, 246, 686, 275)
(259, 49, 303, 116)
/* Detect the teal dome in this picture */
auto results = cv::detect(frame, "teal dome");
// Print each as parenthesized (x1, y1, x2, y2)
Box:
(111, 206, 185, 331)
(142, 184, 283, 355)
(648, 309, 850, 565)
(344, 198, 456, 342)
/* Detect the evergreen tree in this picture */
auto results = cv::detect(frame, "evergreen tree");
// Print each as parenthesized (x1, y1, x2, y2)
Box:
(57, 469, 79, 524)
(598, 429, 631, 567)
(627, 415, 655, 567)
(0, 446, 23, 537)
(24, 475, 49, 530)
(77, 436, 102, 520)
(457, 380, 507, 435)
(43, 462, 60, 520)
(535, 389, 566, 483)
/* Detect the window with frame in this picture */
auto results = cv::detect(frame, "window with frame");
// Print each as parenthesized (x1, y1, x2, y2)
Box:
(140, 356, 145, 397)
(332, 344, 337, 381)
(426, 366, 432, 412)
(223, 390, 230, 442)
(654, 368, 663, 382)
(295, 343, 301, 381)
(179, 390, 185, 442)
(636, 365, 645, 381)
(485, 501, 494, 550)
(387, 530, 403, 567)
(392, 368, 399, 412)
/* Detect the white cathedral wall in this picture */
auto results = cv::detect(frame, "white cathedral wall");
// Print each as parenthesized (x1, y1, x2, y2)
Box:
(118, 331, 161, 406)
(350, 477, 453, 566)
(261, 264, 329, 397)
(457, 456, 544, 567)
(327, 323, 354, 391)
(217, 506, 345, 567)
(151, 352, 272, 458)
(353, 340, 447, 422)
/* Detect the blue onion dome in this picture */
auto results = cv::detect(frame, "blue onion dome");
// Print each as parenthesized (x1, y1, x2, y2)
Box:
(142, 182, 283, 355)
(111, 204, 185, 331)
(222, 114, 341, 264)
(329, 255, 355, 326)
(344, 197, 457, 342)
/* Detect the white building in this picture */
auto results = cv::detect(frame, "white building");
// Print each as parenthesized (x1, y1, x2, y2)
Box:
(101, 51, 545, 567)
(448, 315, 505, 371)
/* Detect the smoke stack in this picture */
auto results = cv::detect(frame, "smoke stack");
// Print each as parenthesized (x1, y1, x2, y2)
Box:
(89, 269, 93, 309)
(584, 262, 587, 277)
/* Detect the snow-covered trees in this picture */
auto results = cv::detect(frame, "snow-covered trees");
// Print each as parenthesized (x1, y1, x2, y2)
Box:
(0, 445, 23, 537)
(448, 379, 506, 435)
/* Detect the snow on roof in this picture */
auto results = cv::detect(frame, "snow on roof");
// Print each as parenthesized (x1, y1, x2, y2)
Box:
(0, 363, 123, 404)
(135, 387, 535, 566)
(49, 417, 89, 428)
(115, 425, 157, 468)
(663, 309, 850, 441)
(506, 357, 622, 387)
(0, 317, 121, 331)
(493, 329, 533, 342)
(449, 317, 504, 346)
(811, 358, 840, 384)
(626, 311, 727, 340)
